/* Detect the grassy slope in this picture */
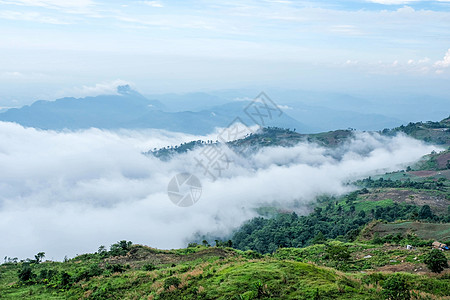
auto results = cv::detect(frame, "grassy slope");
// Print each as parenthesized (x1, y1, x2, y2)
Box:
(0, 246, 376, 300)
(1, 243, 449, 300)
(367, 221, 450, 241)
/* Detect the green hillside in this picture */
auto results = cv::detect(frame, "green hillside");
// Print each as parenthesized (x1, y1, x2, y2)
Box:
(381, 116, 450, 146)
(364, 221, 450, 242)
(1, 241, 449, 300)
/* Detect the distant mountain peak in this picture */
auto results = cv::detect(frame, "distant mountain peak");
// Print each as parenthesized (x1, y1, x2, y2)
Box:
(117, 84, 133, 95)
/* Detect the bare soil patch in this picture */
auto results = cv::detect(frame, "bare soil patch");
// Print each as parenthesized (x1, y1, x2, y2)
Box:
(363, 188, 449, 213)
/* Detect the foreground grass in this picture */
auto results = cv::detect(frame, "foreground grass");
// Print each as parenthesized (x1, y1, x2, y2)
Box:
(1, 243, 449, 299)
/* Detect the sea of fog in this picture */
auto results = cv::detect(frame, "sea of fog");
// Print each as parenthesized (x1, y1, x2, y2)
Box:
(0, 121, 441, 261)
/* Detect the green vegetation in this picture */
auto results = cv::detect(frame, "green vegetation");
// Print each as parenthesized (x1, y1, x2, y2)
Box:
(381, 117, 450, 146)
(147, 127, 355, 160)
(148, 116, 450, 160)
(231, 190, 439, 254)
(381, 273, 410, 300)
(2, 240, 449, 299)
(356, 176, 447, 192)
(423, 249, 449, 273)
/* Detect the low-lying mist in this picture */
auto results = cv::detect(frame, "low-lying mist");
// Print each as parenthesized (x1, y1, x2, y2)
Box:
(0, 122, 441, 261)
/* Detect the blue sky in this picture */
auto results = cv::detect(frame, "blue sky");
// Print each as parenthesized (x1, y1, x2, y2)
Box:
(0, 0, 449, 105)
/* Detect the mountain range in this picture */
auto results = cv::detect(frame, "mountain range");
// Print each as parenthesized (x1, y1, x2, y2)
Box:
(0, 85, 440, 134)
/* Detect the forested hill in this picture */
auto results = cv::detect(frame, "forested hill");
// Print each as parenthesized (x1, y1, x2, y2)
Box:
(148, 116, 450, 160)
(381, 116, 450, 146)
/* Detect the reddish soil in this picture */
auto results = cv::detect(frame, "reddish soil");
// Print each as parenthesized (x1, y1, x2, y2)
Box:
(410, 171, 437, 177)
(436, 152, 450, 169)
(375, 262, 428, 274)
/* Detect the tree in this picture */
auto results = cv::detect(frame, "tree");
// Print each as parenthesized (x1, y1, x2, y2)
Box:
(109, 240, 132, 256)
(34, 252, 45, 263)
(314, 207, 322, 216)
(382, 273, 410, 300)
(349, 205, 355, 215)
(312, 232, 326, 244)
(418, 205, 433, 219)
(424, 249, 449, 273)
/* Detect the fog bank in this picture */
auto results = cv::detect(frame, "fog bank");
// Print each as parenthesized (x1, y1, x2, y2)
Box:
(0, 122, 440, 260)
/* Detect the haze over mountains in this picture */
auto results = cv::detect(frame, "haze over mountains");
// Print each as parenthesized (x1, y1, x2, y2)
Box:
(1, 84, 447, 134)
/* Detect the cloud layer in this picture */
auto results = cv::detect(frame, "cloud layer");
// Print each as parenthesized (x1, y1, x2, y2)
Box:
(0, 122, 440, 260)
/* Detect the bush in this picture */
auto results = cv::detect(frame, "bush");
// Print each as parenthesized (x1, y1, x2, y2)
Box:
(424, 249, 449, 273)
(106, 264, 125, 273)
(164, 277, 181, 290)
(38, 268, 57, 281)
(75, 264, 103, 282)
(382, 273, 410, 300)
(242, 250, 263, 259)
(142, 264, 156, 271)
(324, 243, 351, 270)
(18, 265, 35, 283)
(59, 271, 72, 288)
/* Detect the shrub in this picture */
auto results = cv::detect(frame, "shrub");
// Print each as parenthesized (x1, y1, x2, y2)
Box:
(18, 265, 35, 283)
(75, 264, 103, 282)
(243, 250, 263, 259)
(424, 249, 449, 273)
(324, 243, 351, 270)
(58, 271, 72, 288)
(164, 277, 181, 290)
(38, 268, 57, 281)
(106, 264, 125, 273)
(382, 273, 410, 300)
(142, 264, 156, 271)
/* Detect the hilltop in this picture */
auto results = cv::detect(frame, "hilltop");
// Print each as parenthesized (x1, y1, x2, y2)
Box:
(381, 116, 450, 146)
(148, 116, 450, 160)
(147, 127, 356, 159)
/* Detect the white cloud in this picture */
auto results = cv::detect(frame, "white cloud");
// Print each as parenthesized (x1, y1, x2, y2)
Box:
(0, 71, 24, 78)
(58, 80, 135, 98)
(330, 25, 363, 36)
(434, 48, 450, 68)
(277, 104, 293, 110)
(140, 1, 163, 8)
(0, 0, 94, 9)
(0, 71, 47, 80)
(0, 123, 440, 260)
(367, 0, 419, 4)
(0, 10, 69, 24)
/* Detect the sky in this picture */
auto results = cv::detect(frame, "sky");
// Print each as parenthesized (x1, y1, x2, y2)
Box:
(0, 0, 450, 106)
